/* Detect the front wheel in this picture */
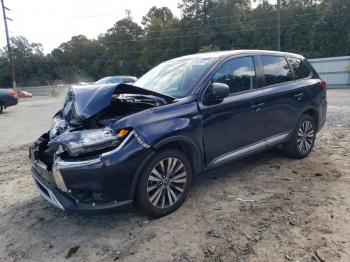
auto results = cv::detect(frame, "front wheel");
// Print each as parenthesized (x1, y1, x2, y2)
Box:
(283, 114, 316, 159)
(0, 103, 3, 114)
(136, 150, 192, 217)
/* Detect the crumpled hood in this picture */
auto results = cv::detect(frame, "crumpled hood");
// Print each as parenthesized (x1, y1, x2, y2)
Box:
(63, 83, 175, 124)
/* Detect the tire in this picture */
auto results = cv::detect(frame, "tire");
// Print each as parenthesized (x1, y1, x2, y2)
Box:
(136, 149, 192, 217)
(0, 102, 3, 114)
(283, 114, 316, 159)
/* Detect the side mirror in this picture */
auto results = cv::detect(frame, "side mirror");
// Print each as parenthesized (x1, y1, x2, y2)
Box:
(210, 82, 230, 100)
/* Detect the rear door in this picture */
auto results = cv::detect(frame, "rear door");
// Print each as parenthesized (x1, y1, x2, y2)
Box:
(199, 55, 266, 167)
(260, 55, 310, 142)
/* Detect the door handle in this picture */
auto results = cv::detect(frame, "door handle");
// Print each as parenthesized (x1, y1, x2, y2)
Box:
(250, 103, 265, 111)
(293, 93, 304, 101)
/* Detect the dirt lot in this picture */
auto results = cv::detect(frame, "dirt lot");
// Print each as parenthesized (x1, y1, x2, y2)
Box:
(0, 90, 350, 262)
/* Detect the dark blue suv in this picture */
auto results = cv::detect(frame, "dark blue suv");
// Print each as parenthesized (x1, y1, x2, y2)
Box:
(30, 50, 327, 217)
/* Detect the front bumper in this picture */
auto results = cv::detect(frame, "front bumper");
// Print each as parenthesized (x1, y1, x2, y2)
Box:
(32, 164, 133, 213)
(30, 131, 151, 213)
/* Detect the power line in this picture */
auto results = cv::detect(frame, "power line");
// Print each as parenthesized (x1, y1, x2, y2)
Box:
(90, 19, 337, 45)
(10, 7, 318, 24)
(87, 33, 316, 63)
(140, 11, 320, 35)
(6, 12, 330, 41)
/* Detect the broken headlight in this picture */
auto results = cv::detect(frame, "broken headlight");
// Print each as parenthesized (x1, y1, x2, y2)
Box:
(49, 128, 129, 157)
(50, 117, 68, 139)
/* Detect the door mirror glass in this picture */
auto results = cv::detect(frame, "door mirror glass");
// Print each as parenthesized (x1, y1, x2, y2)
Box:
(210, 82, 230, 99)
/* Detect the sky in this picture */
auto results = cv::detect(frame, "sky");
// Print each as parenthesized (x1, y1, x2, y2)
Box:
(0, 0, 182, 53)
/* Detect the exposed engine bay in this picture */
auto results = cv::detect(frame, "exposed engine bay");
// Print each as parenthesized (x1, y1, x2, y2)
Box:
(31, 83, 175, 170)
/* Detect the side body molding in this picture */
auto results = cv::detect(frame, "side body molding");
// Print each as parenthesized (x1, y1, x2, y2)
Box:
(208, 131, 290, 168)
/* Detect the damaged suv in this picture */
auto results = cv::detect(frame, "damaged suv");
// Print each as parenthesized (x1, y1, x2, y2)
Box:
(30, 50, 327, 217)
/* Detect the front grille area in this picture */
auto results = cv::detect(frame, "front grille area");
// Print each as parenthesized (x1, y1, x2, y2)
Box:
(32, 162, 56, 186)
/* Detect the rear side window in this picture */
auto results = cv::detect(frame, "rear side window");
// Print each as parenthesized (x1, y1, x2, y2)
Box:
(288, 58, 312, 79)
(261, 55, 293, 86)
(212, 56, 256, 94)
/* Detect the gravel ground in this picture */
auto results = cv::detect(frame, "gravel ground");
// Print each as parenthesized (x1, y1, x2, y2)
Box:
(0, 89, 349, 262)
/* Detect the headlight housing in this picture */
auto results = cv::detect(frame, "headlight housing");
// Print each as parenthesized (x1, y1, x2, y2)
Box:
(50, 128, 129, 157)
(50, 117, 68, 139)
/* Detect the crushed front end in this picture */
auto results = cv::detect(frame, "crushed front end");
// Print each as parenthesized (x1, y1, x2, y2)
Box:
(29, 84, 174, 213)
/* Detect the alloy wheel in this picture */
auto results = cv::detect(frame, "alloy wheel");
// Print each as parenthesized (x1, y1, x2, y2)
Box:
(297, 120, 315, 154)
(147, 157, 187, 209)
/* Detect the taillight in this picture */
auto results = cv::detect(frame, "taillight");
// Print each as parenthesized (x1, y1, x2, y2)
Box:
(320, 81, 327, 90)
(8, 89, 16, 96)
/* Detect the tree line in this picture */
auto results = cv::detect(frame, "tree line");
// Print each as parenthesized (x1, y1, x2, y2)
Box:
(0, 0, 349, 88)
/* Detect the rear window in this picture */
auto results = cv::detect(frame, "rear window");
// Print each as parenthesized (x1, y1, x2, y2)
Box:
(261, 55, 293, 86)
(288, 58, 312, 79)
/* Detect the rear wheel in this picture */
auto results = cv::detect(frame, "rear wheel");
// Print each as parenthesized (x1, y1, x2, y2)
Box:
(136, 149, 192, 217)
(283, 114, 316, 159)
(0, 102, 3, 114)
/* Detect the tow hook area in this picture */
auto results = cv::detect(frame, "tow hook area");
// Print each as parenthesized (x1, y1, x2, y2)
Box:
(32, 173, 65, 210)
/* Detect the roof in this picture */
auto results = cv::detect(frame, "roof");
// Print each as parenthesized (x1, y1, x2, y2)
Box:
(170, 49, 305, 61)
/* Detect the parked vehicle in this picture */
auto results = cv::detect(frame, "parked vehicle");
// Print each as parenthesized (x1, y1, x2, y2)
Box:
(29, 50, 327, 216)
(95, 76, 137, 85)
(0, 89, 18, 114)
(18, 91, 33, 98)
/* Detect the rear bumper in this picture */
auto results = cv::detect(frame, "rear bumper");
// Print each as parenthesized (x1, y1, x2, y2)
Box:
(2, 96, 18, 107)
(317, 98, 327, 131)
(32, 168, 133, 214)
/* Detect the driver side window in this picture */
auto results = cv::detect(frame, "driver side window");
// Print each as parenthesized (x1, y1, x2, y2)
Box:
(212, 56, 256, 94)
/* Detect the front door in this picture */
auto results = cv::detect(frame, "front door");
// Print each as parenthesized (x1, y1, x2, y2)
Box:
(199, 56, 266, 167)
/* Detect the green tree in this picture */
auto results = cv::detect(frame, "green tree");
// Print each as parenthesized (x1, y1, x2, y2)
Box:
(198, 44, 220, 52)
(1, 36, 55, 87)
(311, 0, 350, 57)
(138, 7, 180, 72)
(100, 18, 143, 76)
(142, 6, 174, 29)
(51, 35, 102, 82)
(1, 0, 350, 87)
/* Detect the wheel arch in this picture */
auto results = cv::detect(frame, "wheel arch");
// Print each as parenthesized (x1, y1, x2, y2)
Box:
(154, 136, 204, 175)
(301, 106, 319, 132)
(129, 136, 204, 199)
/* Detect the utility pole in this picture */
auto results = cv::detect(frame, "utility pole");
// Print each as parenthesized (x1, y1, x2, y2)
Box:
(276, 0, 281, 51)
(125, 9, 131, 20)
(1, 0, 17, 95)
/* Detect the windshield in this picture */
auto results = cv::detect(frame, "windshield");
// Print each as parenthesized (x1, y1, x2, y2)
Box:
(95, 76, 122, 84)
(134, 57, 219, 98)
